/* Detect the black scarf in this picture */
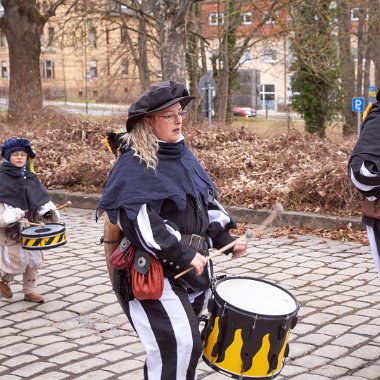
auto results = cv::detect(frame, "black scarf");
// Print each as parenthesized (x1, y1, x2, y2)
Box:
(98, 140, 217, 223)
(0, 161, 51, 210)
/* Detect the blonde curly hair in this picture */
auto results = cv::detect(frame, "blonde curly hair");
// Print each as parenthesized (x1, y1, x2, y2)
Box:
(121, 119, 159, 170)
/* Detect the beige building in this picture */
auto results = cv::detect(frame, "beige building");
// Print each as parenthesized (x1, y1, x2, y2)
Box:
(0, 1, 156, 104)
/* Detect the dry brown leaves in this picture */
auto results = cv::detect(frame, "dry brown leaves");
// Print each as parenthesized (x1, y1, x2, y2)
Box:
(0, 109, 365, 243)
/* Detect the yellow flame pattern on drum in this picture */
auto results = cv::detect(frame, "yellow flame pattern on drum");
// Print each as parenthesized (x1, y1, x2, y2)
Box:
(203, 316, 289, 378)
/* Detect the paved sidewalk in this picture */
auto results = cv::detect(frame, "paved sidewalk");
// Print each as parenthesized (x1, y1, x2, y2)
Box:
(0, 208, 379, 380)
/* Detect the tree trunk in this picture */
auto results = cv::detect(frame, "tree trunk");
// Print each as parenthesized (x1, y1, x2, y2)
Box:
(355, 8, 366, 97)
(0, 0, 46, 120)
(148, 0, 192, 83)
(336, 0, 356, 136)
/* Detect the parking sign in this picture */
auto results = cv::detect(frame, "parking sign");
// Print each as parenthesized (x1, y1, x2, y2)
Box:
(352, 97, 365, 112)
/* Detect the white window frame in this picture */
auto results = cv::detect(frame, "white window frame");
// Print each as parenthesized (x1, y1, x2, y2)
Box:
(239, 50, 252, 64)
(351, 8, 359, 21)
(208, 12, 224, 26)
(42, 60, 55, 79)
(241, 12, 252, 25)
(263, 48, 278, 63)
(89, 60, 97, 78)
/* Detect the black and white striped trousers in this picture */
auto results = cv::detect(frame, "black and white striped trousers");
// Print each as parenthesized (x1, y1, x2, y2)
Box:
(118, 277, 211, 380)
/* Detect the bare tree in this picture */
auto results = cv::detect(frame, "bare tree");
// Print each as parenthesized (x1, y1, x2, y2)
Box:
(146, 0, 194, 83)
(0, 0, 66, 120)
(336, 0, 356, 136)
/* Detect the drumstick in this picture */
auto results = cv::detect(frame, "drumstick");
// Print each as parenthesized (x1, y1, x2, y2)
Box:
(20, 220, 46, 227)
(174, 202, 284, 280)
(53, 201, 72, 211)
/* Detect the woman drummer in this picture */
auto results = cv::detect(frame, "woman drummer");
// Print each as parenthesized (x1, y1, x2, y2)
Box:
(98, 80, 247, 379)
(0, 137, 60, 303)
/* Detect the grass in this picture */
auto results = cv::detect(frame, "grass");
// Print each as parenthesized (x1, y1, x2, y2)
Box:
(231, 116, 346, 141)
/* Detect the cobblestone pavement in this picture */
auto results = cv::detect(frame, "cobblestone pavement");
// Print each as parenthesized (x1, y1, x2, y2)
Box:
(0, 208, 379, 380)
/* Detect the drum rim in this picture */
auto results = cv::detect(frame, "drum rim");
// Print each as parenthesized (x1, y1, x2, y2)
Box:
(202, 353, 284, 379)
(21, 223, 66, 238)
(22, 240, 67, 251)
(213, 275, 300, 319)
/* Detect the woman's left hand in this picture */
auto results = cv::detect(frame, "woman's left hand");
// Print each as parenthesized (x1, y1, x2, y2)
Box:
(231, 242, 247, 259)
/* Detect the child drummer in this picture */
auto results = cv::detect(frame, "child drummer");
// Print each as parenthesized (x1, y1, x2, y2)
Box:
(0, 137, 60, 303)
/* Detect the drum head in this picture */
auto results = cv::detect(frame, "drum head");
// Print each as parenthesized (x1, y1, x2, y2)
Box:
(215, 276, 298, 317)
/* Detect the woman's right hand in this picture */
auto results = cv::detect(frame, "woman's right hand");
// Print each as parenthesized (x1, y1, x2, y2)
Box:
(190, 252, 208, 276)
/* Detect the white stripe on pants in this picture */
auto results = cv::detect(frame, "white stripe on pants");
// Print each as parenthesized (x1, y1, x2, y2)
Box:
(126, 278, 209, 380)
(366, 225, 380, 280)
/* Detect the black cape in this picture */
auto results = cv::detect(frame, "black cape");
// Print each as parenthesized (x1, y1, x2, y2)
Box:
(0, 162, 51, 210)
(349, 102, 380, 177)
(98, 140, 217, 223)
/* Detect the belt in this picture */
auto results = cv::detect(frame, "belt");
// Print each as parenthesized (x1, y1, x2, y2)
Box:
(181, 234, 207, 251)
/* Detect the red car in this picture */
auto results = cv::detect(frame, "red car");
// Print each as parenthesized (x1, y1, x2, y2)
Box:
(232, 107, 257, 117)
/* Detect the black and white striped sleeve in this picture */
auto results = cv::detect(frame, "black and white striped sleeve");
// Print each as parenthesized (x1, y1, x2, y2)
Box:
(132, 204, 196, 268)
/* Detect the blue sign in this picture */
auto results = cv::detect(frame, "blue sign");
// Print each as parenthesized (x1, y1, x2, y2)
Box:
(352, 97, 365, 112)
(369, 85, 376, 92)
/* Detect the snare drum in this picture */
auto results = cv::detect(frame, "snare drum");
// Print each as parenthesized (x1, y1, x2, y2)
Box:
(21, 223, 67, 250)
(203, 276, 299, 379)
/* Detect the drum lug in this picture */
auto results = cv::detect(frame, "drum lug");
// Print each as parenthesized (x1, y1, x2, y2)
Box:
(269, 354, 278, 373)
(284, 343, 290, 358)
(278, 322, 287, 340)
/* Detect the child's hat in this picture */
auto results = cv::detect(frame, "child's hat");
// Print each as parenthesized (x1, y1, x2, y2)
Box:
(1, 137, 36, 160)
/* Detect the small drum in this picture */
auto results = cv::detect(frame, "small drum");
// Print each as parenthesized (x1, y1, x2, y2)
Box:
(203, 276, 299, 379)
(21, 223, 67, 250)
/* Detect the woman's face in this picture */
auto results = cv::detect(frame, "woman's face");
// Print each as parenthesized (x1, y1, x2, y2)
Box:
(146, 102, 185, 143)
(9, 150, 28, 168)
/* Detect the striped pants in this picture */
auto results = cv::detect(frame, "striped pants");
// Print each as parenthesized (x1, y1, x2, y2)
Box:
(118, 277, 211, 380)
(366, 225, 380, 280)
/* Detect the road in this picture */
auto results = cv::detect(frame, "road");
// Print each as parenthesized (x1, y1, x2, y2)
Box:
(0, 207, 379, 379)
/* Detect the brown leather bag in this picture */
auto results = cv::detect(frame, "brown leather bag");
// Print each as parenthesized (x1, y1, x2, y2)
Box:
(110, 244, 164, 301)
(130, 247, 164, 301)
(362, 198, 380, 219)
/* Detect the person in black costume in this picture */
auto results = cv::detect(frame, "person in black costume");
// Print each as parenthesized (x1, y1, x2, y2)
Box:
(349, 89, 380, 281)
(98, 81, 247, 380)
(0, 137, 60, 303)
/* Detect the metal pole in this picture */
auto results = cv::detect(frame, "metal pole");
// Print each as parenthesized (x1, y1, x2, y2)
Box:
(207, 83, 212, 127)
(357, 111, 361, 137)
(84, 20, 88, 115)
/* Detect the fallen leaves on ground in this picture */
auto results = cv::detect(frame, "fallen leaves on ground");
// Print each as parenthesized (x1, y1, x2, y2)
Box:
(0, 109, 366, 244)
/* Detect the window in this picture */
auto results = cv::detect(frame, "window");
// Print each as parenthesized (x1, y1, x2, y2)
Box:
(89, 60, 97, 78)
(351, 8, 359, 21)
(0, 32, 7, 47)
(208, 13, 224, 26)
(239, 50, 252, 64)
(263, 48, 278, 63)
(42, 60, 55, 78)
(260, 84, 275, 110)
(241, 12, 252, 25)
(121, 26, 127, 43)
(48, 27, 55, 46)
(89, 27, 96, 48)
(1, 62, 8, 79)
(121, 59, 128, 75)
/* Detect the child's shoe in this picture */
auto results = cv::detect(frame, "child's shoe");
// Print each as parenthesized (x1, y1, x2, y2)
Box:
(24, 292, 44, 303)
(0, 281, 12, 299)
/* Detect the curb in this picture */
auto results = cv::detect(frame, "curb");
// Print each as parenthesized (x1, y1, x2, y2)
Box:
(50, 189, 365, 231)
